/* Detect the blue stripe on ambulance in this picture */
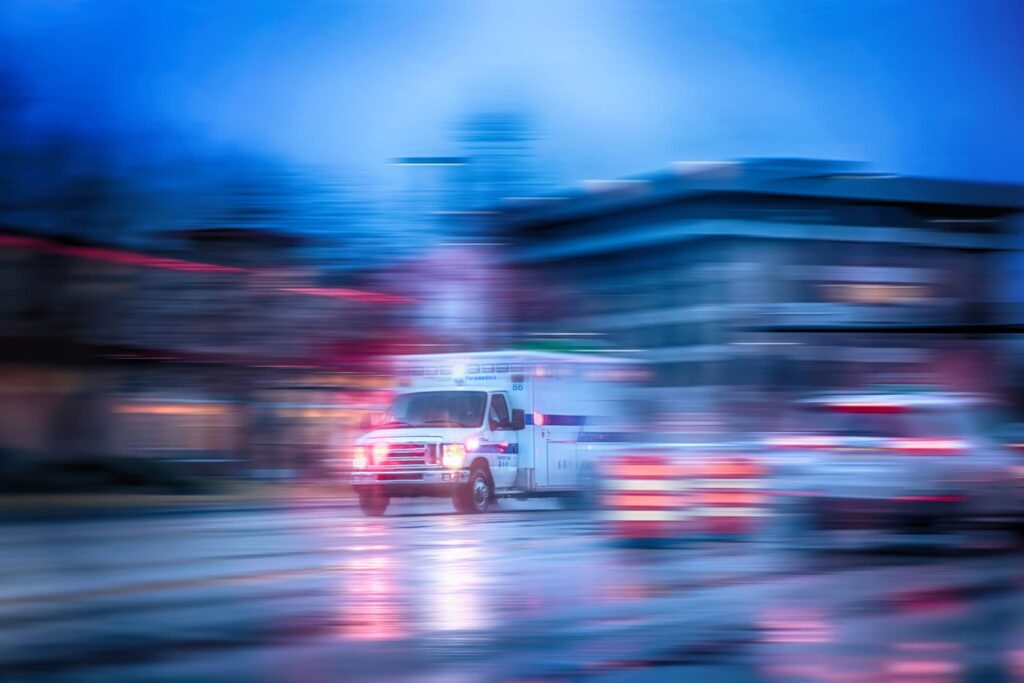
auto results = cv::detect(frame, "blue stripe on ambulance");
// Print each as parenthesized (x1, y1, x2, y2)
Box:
(474, 444, 519, 454)
(525, 413, 588, 426)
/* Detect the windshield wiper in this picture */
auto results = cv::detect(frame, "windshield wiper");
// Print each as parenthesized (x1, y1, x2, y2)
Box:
(422, 419, 463, 427)
(377, 420, 411, 428)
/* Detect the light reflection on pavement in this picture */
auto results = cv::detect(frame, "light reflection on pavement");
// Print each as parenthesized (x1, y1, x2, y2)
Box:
(1, 500, 1023, 682)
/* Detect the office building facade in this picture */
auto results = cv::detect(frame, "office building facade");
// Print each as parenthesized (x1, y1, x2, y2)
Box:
(496, 159, 1024, 410)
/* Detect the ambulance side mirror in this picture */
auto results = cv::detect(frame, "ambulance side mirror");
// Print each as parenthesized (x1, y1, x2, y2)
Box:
(511, 409, 526, 431)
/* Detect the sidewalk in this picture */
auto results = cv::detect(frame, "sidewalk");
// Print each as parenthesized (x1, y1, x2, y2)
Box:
(0, 482, 356, 522)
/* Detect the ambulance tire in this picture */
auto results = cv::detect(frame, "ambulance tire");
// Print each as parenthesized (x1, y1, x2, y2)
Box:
(358, 490, 389, 517)
(453, 464, 493, 514)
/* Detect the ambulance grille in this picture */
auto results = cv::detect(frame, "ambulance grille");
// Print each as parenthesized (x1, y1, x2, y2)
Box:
(380, 443, 436, 467)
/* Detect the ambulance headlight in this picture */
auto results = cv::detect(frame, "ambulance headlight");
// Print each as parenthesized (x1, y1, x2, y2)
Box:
(352, 446, 368, 469)
(372, 442, 389, 464)
(442, 443, 467, 469)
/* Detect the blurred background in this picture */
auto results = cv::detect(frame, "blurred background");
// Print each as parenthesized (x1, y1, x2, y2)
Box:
(2, 1, 1024, 682)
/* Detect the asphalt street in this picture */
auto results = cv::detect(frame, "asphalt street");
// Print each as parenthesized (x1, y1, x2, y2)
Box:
(2, 499, 1024, 682)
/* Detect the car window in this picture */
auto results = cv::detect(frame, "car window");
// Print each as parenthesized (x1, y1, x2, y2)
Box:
(489, 394, 511, 431)
(805, 407, 968, 439)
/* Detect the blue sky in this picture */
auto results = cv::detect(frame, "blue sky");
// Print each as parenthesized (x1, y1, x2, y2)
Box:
(2, 0, 1022, 185)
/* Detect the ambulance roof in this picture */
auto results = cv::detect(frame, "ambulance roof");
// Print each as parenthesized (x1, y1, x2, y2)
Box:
(395, 385, 504, 394)
(392, 350, 643, 386)
(391, 350, 631, 365)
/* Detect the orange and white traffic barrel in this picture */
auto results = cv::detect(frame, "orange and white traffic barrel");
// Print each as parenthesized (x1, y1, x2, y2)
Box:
(600, 453, 694, 545)
(690, 455, 768, 538)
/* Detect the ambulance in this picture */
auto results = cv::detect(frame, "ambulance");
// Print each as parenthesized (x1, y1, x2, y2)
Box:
(350, 351, 636, 516)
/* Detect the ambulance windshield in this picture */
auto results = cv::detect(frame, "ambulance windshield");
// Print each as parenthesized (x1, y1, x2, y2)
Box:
(379, 391, 487, 429)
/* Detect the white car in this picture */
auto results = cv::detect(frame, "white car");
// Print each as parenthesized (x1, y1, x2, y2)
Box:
(763, 392, 1024, 537)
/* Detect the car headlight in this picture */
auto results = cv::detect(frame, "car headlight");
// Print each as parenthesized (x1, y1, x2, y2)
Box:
(442, 443, 467, 469)
(352, 446, 367, 469)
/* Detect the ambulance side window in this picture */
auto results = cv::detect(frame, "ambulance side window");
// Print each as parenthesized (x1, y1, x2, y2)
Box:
(489, 394, 512, 431)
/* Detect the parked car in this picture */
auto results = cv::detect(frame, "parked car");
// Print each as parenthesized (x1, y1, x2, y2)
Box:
(762, 391, 1024, 539)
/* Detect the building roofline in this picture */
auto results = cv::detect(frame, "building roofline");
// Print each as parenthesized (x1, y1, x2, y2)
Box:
(752, 323, 1024, 335)
(500, 218, 1013, 265)
(497, 158, 1024, 225)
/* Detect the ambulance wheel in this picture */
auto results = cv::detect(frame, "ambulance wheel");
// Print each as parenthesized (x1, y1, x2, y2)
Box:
(358, 490, 389, 517)
(453, 465, 493, 514)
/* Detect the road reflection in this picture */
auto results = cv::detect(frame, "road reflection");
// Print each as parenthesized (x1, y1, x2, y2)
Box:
(337, 553, 407, 641)
(333, 514, 497, 641)
(426, 543, 492, 632)
(287, 508, 1024, 681)
(754, 558, 1024, 683)
(332, 517, 407, 641)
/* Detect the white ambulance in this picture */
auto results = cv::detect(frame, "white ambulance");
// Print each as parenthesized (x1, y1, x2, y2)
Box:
(350, 351, 635, 516)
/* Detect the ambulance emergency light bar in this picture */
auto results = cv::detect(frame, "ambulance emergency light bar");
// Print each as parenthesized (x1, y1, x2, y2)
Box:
(404, 364, 526, 376)
(393, 357, 642, 382)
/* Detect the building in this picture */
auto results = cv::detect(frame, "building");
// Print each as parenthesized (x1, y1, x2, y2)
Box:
(494, 159, 1024, 413)
(0, 228, 406, 476)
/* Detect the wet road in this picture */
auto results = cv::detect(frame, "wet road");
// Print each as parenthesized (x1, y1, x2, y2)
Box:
(3, 500, 1024, 682)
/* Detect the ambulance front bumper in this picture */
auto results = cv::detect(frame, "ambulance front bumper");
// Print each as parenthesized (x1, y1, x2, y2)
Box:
(352, 468, 470, 495)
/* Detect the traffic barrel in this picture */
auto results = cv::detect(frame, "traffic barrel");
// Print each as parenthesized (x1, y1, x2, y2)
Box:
(600, 453, 695, 545)
(690, 455, 768, 539)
